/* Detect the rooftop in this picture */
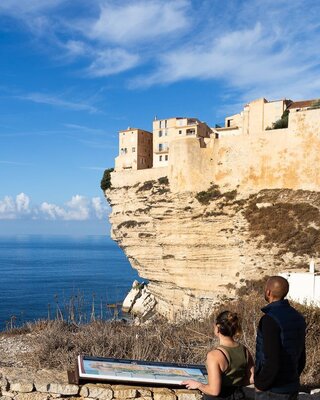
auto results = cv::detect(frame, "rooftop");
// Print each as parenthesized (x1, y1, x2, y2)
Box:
(287, 100, 317, 109)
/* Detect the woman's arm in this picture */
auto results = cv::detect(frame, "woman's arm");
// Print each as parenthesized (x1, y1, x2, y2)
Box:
(182, 350, 223, 396)
(243, 348, 255, 385)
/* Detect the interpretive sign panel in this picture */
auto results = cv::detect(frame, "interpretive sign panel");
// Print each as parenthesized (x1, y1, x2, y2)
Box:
(77, 355, 208, 385)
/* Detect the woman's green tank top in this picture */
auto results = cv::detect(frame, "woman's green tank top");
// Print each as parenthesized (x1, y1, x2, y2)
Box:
(217, 344, 247, 387)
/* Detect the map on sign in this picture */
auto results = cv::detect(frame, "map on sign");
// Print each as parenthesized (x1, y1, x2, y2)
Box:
(78, 355, 207, 385)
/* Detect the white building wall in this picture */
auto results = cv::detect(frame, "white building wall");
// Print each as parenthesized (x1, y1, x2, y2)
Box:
(280, 271, 320, 307)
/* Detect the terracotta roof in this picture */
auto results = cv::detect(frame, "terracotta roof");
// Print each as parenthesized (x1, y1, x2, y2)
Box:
(287, 100, 317, 109)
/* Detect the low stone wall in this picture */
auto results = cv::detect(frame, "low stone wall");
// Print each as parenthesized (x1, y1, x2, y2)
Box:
(110, 167, 167, 189)
(1, 368, 319, 400)
(0, 367, 202, 400)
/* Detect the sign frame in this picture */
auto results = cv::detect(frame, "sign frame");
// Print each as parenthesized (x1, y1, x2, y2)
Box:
(68, 355, 207, 387)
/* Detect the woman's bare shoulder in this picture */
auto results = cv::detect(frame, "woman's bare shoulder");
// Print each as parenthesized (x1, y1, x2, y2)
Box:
(207, 348, 226, 361)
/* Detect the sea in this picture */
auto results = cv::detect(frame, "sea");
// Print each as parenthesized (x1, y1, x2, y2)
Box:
(0, 235, 140, 330)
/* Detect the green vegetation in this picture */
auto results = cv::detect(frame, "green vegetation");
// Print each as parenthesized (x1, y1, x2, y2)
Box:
(223, 189, 237, 201)
(100, 168, 114, 191)
(158, 176, 169, 185)
(196, 185, 237, 205)
(196, 184, 221, 204)
(136, 180, 156, 192)
(117, 220, 147, 229)
(266, 109, 289, 130)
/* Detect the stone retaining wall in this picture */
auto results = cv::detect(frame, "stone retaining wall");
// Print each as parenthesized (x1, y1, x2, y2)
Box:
(1, 368, 319, 400)
(0, 367, 202, 400)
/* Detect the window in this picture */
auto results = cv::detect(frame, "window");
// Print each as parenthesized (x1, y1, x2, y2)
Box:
(179, 130, 182, 134)
(159, 120, 163, 129)
(132, 147, 136, 152)
(121, 148, 127, 155)
(164, 120, 167, 128)
(159, 130, 162, 137)
(159, 143, 163, 151)
(159, 155, 162, 161)
(165, 155, 168, 161)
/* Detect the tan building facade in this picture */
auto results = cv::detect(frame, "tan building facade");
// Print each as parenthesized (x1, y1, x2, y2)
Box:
(152, 117, 211, 167)
(215, 98, 290, 137)
(115, 128, 153, 171)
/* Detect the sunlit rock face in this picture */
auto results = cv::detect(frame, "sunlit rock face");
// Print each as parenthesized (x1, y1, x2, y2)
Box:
(106, 179, 320, 321)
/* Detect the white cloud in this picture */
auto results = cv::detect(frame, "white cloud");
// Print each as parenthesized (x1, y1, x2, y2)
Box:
(16, 193, 31, 214)
(64, 123, 105, 135)
(0, 194, 108, 221)
(41, 195, 89, 220)
(86, 48, 140, 77)
(16, 92, 98, 113)
(63, 40, 88, 58)
(91, 197, 108, 219)
(0, 196, 16, 220)
(131, 15, 320, 99)
(0, 193, 31, 219)
(88, 0, 190, 44)
(0, 0, 65, 16)
(0, 160, 32, 166)
(1, 0, 320, 100)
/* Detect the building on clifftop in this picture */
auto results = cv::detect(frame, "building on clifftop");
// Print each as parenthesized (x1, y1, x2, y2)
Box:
(152, 117, 212, 167)
(115, 128, 153, 171)
(213, 98, 292, 137)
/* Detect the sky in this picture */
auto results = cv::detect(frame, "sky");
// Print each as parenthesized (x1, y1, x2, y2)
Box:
(0, 0, 320, 235)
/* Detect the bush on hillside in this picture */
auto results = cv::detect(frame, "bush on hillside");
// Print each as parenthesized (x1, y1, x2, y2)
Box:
(100, 168, 114, 191)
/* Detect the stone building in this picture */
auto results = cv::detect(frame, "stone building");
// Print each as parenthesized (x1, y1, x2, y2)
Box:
(214, 98, 291, 137)
(115, 128, 153, 171)
(152, 117, 212, 167)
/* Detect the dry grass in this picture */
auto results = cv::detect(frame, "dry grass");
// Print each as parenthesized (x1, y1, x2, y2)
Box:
(245, 201, 320, 256)
(10, 290, 320, 387)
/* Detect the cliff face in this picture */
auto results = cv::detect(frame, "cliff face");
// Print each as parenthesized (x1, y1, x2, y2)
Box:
(106, 178, 320, 320)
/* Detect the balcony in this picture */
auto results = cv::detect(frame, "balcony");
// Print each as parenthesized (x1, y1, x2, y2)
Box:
(154, 147, 169, 154)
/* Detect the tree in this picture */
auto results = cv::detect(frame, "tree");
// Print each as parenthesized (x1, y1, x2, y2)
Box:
(271, 109, 289, 130)
(100, 168, 114, 191)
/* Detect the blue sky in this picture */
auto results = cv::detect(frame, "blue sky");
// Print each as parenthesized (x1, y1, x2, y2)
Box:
(0, 0, 320, 235)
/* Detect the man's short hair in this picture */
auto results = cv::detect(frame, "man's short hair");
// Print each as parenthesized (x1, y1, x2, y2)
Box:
(266, 276, 289, 300)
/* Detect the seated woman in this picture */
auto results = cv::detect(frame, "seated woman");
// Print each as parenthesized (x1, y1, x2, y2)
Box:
(182, 311, 254, 400)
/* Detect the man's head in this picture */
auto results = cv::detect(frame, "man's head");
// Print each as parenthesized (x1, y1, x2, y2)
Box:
(264, 276, 289, 303)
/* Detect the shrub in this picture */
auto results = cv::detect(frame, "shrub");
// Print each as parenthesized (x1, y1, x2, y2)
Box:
(158, 177, 169, 185)
(136, 180, 156, 192)
(196, 184, 222, 205)
(117, 220, 139, 229)
(138, 233, 153, 238)
(100, 168, 114, 191)
(223, 189, 237, 201)
(271, 109, 289, 130)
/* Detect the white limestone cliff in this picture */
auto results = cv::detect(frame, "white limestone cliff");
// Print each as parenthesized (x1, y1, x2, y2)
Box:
(106, 177, 320, 321)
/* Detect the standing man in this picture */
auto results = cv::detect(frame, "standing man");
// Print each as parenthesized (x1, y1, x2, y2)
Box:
(255, 276, 306, 400)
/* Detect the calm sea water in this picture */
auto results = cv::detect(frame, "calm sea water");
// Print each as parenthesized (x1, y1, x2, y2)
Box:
(0, 235, 140, 330)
